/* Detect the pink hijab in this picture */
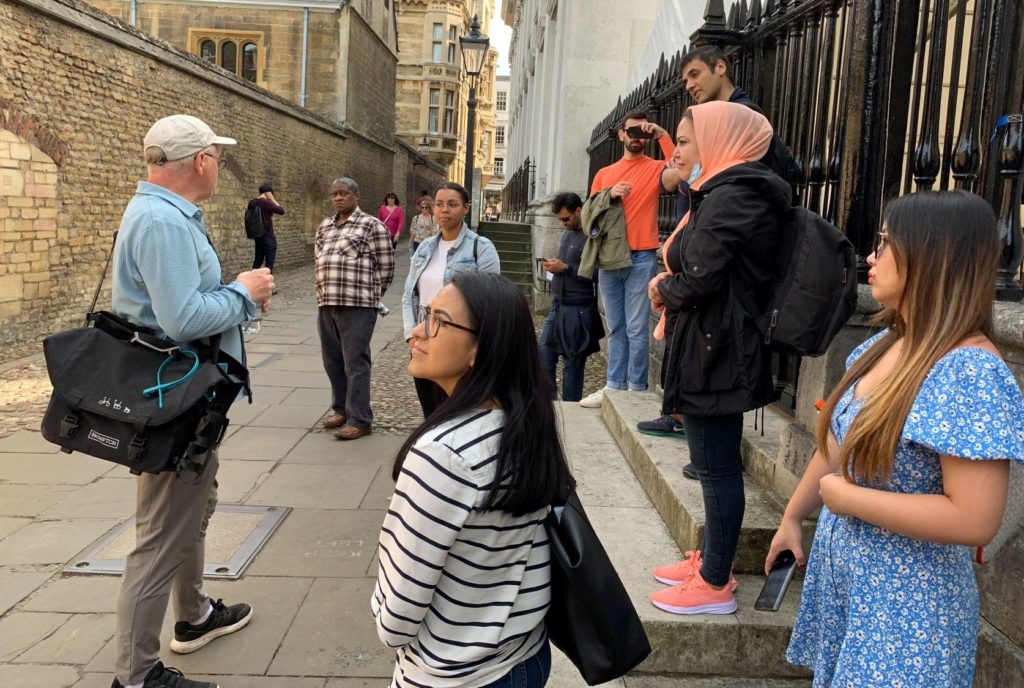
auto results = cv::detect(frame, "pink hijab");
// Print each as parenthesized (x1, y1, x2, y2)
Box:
(653, 101, 773, 340)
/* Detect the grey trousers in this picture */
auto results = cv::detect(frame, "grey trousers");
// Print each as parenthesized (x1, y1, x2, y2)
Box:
(115, 453, 219, 685)
(317, 305, 377, 428)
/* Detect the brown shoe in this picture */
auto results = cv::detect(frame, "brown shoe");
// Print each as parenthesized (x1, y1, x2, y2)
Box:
(322, 412, 347, 429)
(334, 424, 372, 440)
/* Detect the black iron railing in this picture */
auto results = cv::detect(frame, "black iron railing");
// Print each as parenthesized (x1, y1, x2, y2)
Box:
(502, 156, 533, 222)
(588, 0, 1024, 411)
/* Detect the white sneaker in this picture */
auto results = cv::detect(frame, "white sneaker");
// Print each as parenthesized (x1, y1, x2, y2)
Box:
(578, 388, 606, 408)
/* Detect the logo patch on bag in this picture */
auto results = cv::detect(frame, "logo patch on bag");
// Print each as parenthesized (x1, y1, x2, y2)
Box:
(87, 430, 120, 449)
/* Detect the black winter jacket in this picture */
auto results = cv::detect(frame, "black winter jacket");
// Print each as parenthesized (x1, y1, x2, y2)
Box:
(658, 163, 792, 417)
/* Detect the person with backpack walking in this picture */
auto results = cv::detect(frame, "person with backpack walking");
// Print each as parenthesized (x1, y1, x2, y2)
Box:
(767, 191, 1024, 686)
(247, 183, 284, 287)
(401, 182, 500, 417)
(646, 100, 790, 615)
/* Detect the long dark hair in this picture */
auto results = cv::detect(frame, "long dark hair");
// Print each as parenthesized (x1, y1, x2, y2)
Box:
(817, 190, 999, 482)
(392, 272, 573, 514)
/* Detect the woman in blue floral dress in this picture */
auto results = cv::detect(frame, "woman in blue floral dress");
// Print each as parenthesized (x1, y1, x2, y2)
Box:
(766, 190, 1024, 687)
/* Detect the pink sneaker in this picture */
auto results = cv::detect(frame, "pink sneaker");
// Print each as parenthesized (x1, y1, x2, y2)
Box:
(652, 551, 739, 591)
(650, 574, 737, 615)
(653, 550, 702, 585)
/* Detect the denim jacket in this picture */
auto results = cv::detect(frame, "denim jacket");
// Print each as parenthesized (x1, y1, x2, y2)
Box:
(401, 224, 501, 339)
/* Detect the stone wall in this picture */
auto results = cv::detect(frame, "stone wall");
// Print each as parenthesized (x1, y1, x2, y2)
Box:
(0, 0, 441, 362)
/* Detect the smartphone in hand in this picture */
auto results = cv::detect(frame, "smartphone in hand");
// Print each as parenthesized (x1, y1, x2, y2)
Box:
(754, 549, 798, 612)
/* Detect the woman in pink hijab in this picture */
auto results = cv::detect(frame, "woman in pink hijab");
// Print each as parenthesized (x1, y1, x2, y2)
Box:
(647, 100, 792, 615)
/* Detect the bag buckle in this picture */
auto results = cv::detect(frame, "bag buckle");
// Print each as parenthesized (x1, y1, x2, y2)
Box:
(128, 434, 147, 463)
(59, 413, 80, 439)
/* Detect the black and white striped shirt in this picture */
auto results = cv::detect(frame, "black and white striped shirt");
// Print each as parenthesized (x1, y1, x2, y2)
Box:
(371, 408, 550, 687)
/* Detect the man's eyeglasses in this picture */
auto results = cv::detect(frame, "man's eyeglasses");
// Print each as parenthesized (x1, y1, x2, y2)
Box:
(200, 151, 227, 170)
(874, 231, 889, 258)
(416, 306, 478, 338)
(556, 213, 573, 225)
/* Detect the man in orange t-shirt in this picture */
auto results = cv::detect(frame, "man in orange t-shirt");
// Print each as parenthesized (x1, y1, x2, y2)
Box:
(579, 111, 674, 407)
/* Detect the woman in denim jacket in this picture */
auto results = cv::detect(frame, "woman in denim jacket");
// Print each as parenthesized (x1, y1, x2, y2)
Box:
(402, 182, 500, 415)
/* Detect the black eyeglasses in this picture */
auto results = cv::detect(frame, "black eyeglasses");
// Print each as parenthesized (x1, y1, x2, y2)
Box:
(874, 231, 889, 258)
(417, 306, 478, 338)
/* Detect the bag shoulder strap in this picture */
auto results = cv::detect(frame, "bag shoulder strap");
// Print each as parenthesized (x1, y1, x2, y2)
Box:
(473, 236, 479, 262)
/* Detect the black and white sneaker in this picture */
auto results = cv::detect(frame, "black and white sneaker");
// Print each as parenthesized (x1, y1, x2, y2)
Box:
(170, 599, 253, 654)
(111, 661, 218, 688)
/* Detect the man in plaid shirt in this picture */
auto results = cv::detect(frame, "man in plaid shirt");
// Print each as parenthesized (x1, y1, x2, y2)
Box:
(315, 177, 395, 440)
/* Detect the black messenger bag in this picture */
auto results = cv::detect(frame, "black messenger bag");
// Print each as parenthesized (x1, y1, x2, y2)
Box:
(39, 232, 250, 478)
(41, 311, 248, 477)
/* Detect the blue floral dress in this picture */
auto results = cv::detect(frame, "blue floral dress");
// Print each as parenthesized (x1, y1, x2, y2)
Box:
(787, 331, 1024, 687)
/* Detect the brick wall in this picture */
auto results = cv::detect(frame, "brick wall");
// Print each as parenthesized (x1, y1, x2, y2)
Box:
(0, 0, 437, 362)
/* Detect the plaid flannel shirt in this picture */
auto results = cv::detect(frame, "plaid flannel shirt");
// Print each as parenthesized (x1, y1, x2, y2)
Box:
(315, 207, 395, 308)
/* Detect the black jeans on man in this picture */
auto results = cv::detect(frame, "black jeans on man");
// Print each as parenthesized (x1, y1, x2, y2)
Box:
(253, 234, 278, 271)
(682, 412, 745, 587)
(317, 306, 377, 428)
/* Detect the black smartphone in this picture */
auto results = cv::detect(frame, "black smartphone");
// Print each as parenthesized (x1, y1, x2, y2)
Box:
(754, 549, 798, 612)
(536, 257, 547, 264)
(625, 125, 651, 140)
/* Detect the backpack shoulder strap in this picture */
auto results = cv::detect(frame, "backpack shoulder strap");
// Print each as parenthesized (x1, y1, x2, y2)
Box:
(473, 236, 479, 262)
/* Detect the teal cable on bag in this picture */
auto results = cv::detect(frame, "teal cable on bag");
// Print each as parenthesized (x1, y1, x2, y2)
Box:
(143, 351, 200, 409)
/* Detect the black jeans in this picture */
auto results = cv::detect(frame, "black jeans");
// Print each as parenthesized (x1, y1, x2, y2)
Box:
(682, 412, 745, 587)
(253, 234, 277, 271)
(317, 306, 377, 427)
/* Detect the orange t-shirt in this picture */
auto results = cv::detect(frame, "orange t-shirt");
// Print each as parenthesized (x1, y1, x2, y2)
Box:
(590, 135, 674, 251)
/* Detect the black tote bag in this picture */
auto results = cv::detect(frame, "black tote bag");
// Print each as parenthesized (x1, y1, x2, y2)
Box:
(545, 489, 651, 685)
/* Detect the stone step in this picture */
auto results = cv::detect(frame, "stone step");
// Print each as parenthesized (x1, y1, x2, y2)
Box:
(599, 390, 816, 576)
(555, 402, 810, 681)
(491, 242, 532, 257)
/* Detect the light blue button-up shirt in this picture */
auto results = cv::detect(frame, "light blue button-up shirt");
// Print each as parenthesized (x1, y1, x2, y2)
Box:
(111, 181, 256, 362)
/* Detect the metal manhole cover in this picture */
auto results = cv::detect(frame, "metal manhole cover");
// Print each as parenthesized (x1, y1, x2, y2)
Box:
(65, 504, 291, 579)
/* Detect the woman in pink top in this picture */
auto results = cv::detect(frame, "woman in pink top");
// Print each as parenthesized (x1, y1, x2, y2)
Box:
(377, 192, 406, 247)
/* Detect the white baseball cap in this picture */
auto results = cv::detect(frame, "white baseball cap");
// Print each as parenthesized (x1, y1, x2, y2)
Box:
(143, 114, 237, 161)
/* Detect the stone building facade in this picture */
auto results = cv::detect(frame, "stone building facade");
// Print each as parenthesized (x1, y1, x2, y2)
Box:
(395, 0, 499, 203)
(0, 0, 442, 361)
(482, 73, 509, 213)
(88, 0, 399, 142)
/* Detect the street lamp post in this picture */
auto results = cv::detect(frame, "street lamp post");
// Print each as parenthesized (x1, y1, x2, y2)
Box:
(459, 15, 489, 225)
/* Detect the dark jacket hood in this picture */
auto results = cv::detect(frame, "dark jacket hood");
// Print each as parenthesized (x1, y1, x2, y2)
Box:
(694, 162, 792, 215)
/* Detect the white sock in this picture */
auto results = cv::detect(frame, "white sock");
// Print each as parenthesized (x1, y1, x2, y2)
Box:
(123, 683, 143, 688)
(192, 605, 212, 626)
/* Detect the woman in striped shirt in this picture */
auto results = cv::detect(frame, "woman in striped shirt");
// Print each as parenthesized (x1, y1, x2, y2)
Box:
(372, 272, 573, 688)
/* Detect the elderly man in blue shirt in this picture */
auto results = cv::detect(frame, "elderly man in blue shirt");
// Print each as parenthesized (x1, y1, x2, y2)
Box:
(110, 114, 274, 688)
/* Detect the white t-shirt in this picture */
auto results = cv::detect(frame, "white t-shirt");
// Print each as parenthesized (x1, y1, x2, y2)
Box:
(417, 238, 455, 308)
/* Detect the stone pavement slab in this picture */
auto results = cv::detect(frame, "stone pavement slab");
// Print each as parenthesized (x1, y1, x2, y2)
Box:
(245, 462, 380, 509)
(86, 575, 316, 678)
(215, 459, 276, 503)
(13, 612, 116, 665)
(0, 518, 119, 566)
(283, 432, 404, 465)
(39, 477, 136, 520)
(20, 574, 121, 613)
(0, 515, 30, 540)
(0, 429, 60, 453)
(261, 354, 329, 373)
(218, 426, 306, 461)
(0, 569, 53, 615)
(249, 403, 330, 429)
(0, 483, 80, 516)
(251, 370, 333, 388)
(245, 509, 384, 578)
(0, 451, 115, 484)
(358, 466, 394, 511)
(269, 577, 393, 678)
(281, 387, 332, 407)
(0, 663, 80, 688)
(0, 610, 70, 661)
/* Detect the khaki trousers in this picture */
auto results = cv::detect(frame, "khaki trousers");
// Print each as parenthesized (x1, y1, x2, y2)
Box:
(114, 453, 219, 685)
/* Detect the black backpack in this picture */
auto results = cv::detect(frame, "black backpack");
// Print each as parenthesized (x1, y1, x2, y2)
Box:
(756, 207, 858, 357)
(244, 201, 266, 239)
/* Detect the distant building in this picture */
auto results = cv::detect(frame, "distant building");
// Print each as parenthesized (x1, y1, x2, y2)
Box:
(88, 0, 399, 145)
(395, 0, 499, 198)
(483, 74, 509, 214)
